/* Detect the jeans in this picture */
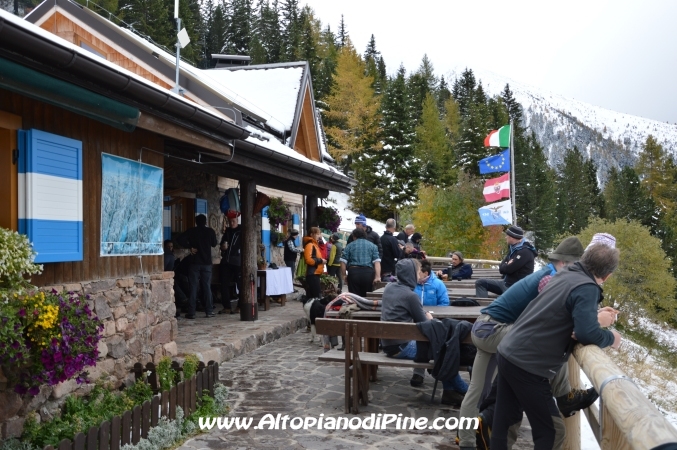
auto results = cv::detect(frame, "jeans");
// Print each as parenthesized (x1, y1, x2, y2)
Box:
(392, 340, 468, 393)
(475, 278, 507, 298)
(189, 264, 213, 316)
(346, 266, 375, 297)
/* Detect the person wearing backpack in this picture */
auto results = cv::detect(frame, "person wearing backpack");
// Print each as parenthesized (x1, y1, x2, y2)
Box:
(327, 233, 343, 292)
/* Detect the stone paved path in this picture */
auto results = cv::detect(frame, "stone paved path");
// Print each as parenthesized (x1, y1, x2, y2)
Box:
(178, 331, 535, 449)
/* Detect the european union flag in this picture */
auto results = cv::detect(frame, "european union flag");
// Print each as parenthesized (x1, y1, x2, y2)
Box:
(478, 149, 510, 174)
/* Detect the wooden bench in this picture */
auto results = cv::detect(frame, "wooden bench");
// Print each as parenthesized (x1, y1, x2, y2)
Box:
(315, 318, 472, 414)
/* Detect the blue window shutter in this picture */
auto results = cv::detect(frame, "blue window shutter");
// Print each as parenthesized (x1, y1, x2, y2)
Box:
(18, 129, 83, 263)
(195, 198, 208, 216)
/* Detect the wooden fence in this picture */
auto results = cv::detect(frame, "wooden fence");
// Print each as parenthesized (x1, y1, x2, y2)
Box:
(44, 361, 220, 450)
(565, 344, 677, 450)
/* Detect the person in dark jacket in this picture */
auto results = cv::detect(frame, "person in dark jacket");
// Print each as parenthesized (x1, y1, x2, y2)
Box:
(177, 214, 217, 318)
(396, 223, 415, 244)
(283, 229, 303, 276)
(437, 251, 473, 281)
(347, 214, 383, 258)
(475, 225, 536, 298)
(491, 244, 622, 450)
(380, 218, 402, 279)
(380, 259, 467, 406)
(218, 215, 242, 314)
(410, 232, 423, 251)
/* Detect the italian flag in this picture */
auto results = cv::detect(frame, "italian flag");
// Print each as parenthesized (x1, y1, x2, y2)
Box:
(484, 125, 511, 147)
(483, 173, 510, 202)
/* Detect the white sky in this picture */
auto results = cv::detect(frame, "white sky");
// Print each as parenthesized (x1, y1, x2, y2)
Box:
(302, 0, 677, 124)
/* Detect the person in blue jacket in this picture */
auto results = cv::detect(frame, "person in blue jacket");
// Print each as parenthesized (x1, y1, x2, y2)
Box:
(415, 260, 450, 306)
(437, 251, 473, 280)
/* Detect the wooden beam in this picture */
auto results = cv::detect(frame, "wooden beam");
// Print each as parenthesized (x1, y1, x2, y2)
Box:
(305, 195, 317, 235)
(563, 355, 581, 450)
(0, 111, 21, 231)
(239, 179, 257, 321)
(138, 113, 231, 157)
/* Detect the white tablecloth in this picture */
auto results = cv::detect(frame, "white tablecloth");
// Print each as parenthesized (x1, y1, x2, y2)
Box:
(265, 267, 294, 295)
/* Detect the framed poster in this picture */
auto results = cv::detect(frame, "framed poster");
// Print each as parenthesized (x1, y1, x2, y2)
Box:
(100, 153, 163, 256)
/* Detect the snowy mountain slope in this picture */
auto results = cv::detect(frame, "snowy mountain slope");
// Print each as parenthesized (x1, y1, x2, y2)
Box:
(450, 69, 677, 183)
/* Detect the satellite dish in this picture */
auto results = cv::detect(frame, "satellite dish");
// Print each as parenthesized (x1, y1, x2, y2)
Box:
(177, 28, 190, 49)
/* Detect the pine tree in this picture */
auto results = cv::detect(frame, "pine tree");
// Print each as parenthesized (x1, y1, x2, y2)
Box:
(337, 14, 347, 48)
(279, 0, 301, 61)
(603, 166, 656, 229)
(452, 68, 476, 117)
(251, 0, 281, 64)
(408, 54, 438, 124)
(415, 92, 454, 186)
(437, 75, 451, 115)
(296, 7, 320, 72)
(323, 39, 379, 159)
(313, 24, 338, 102)
(118, 0, 175, 51)
(376, 64, 418, 209)
(363, 34, 385, 94)
(555, 146, 601, 234)
(201, 0, 228, 66)
(224, 0, 253, 54)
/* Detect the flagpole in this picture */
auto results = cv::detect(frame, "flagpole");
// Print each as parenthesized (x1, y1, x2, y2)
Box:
(509, 120, 516, 225)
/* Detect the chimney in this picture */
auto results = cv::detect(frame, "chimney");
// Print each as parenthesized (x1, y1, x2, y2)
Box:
(210, 54, 251, 69)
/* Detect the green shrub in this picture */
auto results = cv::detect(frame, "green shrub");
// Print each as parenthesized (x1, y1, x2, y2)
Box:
(156, 357, 176, 392)
(181, 354, 199, 381)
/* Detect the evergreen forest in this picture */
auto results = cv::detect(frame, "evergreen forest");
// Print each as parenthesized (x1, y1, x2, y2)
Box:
(22, 0, 677, 325)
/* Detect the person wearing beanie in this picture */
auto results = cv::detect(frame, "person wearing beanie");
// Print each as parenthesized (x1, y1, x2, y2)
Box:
(347, 214, 383, 258)
(410, 232, 423, 251)
(585, 232, 616, 250)
(491, 242, 622, 450)
(283, 229, 303, 277)
(458, 237, 587, 450)
(437, 251, 473, 281)
(475, 225, 537, 298)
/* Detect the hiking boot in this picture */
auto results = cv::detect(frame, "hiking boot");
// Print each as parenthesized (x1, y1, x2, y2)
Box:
(556, 387, 599, 417)
(410, 374, 424, 387)
(476, 412, 491, 450)
(441, 389, 465, 407)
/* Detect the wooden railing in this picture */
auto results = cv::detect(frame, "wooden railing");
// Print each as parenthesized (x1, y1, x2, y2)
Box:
(44, 362, 220, 450)
(565, 344, 677, 450)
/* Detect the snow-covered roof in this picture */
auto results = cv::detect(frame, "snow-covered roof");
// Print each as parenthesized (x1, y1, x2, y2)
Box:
(1, 8, 232, 124)
(202, 65, 305, 134)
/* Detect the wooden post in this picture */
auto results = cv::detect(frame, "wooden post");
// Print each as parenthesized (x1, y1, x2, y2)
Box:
(563, 355, 581, 450)
(305, 195, 317, 235)
(240, 179, 257, 321)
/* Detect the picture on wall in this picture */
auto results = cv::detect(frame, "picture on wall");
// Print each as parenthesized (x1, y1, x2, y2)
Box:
(100, 153, 163, 256)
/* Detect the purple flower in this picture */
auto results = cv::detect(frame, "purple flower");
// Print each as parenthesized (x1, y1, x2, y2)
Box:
(15, 385, 28, 395)
(28, 386, 40, 396)
(11, 340, 20, 349)
(18, 308, 26, 318)
(2, 316, 8, 323)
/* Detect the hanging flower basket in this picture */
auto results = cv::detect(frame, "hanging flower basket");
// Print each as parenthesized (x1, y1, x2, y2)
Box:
(267, 197, 291, 229)
(316, 206, 341, 233)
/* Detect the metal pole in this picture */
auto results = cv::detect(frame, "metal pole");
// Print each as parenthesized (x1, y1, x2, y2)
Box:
(509, 120, 517, 225)
(172, 18, 181, 94)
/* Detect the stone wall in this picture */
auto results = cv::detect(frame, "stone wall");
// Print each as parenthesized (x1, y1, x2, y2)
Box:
(0, 272, 177, 439)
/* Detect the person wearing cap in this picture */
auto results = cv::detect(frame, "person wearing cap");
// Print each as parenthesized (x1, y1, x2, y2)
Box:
(475, 225, 537, 298)
(381, 218, 403, 280)
(457, 237, 585, 450)
(348, 214, 383, 258)
(437, 251, 473, 281)
(327, 232, 344, 292)
(491, 243, 622, 450)
(341, 228, 381, 297)
(283, 229, 303, 277)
